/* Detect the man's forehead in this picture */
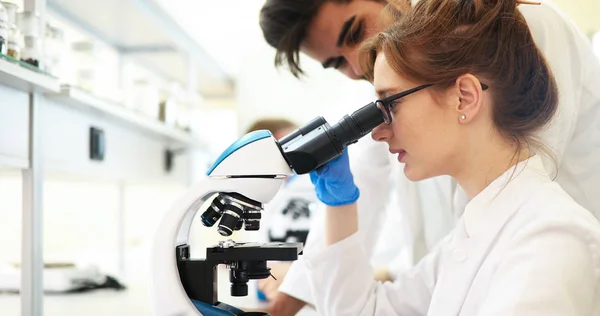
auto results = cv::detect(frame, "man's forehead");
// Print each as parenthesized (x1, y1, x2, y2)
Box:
(301, 2, 348, 61)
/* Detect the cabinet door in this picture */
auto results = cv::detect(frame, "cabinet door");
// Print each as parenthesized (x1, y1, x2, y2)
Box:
(0, 85, 29, 168)
(41, 98, 189, 184)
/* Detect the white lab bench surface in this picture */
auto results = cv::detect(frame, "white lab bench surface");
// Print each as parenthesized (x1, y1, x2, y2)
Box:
(0, 266, 319, 316)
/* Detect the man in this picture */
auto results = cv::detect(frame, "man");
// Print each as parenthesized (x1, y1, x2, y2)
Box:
(258, 0, 600, 315)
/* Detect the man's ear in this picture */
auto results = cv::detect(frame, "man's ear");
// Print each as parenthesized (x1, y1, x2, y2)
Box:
(454, 74, 484, 123)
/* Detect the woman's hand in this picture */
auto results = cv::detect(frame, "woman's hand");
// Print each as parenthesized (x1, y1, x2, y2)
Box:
(309, 150, 360, 206)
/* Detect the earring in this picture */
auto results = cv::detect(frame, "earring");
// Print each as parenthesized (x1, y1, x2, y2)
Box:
(460, 114, 466, 120)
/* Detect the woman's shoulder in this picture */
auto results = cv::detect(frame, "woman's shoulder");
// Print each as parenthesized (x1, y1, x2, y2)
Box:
(514, 180, 600, 240)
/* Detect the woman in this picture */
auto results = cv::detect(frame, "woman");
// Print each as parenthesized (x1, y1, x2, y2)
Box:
(304, 0, 600, 315)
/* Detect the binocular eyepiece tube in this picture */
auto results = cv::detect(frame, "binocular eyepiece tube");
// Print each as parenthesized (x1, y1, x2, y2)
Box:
(200, 193, 263, 236)
(280, 102, 383, 174)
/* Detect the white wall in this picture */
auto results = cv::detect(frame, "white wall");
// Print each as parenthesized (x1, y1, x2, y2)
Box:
(553, 0, 600, 37)
(235, 43, 377, 135)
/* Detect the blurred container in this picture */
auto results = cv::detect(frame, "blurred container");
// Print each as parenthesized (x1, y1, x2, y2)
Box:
(0, 1, 17, 25)
(45, 23, 65, 76)
(176, 100, 191, 132)
(1, 1, 20, 60)
(71, 41, 100, 93)
(16, 11, 40, 37)
(21, 34, 40, 67)
(6, 24, 21, 59)
(0, 3, 8, 55)
(158, 84, 181, 127)
(129, 79, 159, 119)
(17, 12, 41, 67)
(167, 83, 193, 131)
(159, 98, 178, 126)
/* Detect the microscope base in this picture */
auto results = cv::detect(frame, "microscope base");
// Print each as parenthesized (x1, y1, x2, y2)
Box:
(176, 242, 303, 314)
(193, 300, 268, 316)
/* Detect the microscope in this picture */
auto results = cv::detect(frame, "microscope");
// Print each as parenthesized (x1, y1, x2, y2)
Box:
(151, 101, 384, 316)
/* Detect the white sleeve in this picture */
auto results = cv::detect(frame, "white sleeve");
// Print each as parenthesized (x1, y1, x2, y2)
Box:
(279, 135, 393, 304)
(304, 232, 448, 316)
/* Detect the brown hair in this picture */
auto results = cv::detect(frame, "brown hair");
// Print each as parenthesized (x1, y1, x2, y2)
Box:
(259, 0, 386, 77)
(246, 118, 299, 135)
(359, 0, 558, 163)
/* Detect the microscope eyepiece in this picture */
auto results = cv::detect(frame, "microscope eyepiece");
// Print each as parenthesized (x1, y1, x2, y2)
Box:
(280, 102, 383, 174)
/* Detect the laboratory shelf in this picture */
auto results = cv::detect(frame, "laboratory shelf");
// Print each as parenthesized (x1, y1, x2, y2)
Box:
(0, 54, 61, 93)
(46, 0, 235, 98)
(46, 85, 199, 146)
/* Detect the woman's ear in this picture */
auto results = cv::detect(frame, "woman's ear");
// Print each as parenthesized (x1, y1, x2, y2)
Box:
(454, 74, 484, 123)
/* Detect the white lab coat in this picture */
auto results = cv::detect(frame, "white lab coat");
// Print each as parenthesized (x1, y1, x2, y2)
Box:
(279, 0, 600, 307)
(304, 156, 600, 316)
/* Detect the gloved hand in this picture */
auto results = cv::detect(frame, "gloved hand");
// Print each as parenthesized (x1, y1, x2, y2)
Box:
(309, 149, 360, 206)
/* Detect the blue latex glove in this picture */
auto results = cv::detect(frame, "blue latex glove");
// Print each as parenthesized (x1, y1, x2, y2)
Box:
(309, 149, 360, 206)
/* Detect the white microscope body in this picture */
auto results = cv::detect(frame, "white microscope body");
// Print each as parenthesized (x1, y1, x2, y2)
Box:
(151, 131, 294, 316)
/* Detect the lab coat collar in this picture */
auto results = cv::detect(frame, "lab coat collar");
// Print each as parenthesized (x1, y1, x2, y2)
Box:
(463, 155, 550, 239)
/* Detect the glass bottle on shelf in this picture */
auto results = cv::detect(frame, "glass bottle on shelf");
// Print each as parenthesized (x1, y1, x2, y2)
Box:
(1, 1, 23, 60)
(0, 1, 17, 25)
(6, 23, 21, 60)
(0, 3, 8, 55)
(21, 35, 39, 66)
(176, 91, 196, 132)
(17, 11, 41, 67)
(1, 1, 20, 60)
(158, 83, 181, 127)
(71, 41, 98, 94)
(45, 23, 65, 77)
(177, 102, 191, 132)
(131, 79, 159, 119)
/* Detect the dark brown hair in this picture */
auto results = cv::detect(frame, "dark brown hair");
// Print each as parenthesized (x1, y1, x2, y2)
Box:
(259, 0, 385, 77)
(246, 118, 299, 135)
(360, 0, 558, 159)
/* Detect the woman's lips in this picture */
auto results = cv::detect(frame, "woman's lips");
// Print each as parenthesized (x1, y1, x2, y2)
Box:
(390, 149, 407, 162)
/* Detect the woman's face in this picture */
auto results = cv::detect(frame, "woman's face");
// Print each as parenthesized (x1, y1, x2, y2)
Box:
(371, 53, 462, 181)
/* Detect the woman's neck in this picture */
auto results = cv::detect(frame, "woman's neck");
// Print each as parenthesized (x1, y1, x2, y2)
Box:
(453, 139, 530, 199)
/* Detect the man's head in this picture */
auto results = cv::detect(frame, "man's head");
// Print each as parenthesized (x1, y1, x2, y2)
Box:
(259, 0, 388, 80)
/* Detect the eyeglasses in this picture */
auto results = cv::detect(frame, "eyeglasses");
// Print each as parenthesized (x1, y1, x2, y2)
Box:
(375, 82, 489, 125)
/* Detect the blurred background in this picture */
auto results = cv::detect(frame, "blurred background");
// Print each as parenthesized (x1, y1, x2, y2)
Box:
(0, 0, 598, 315)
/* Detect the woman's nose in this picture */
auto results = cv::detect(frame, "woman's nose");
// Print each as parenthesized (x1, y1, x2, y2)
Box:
(371, 123, 392, 142)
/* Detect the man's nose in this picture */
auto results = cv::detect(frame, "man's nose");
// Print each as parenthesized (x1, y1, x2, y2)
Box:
(344, 50, 362, 78)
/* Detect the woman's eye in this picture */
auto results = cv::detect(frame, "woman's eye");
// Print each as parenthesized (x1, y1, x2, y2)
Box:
(389, 101, 401, 112)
